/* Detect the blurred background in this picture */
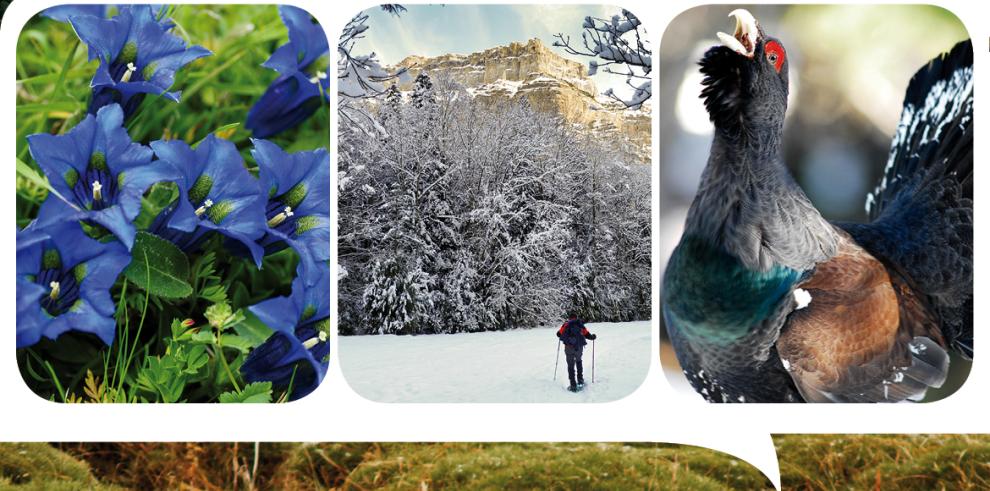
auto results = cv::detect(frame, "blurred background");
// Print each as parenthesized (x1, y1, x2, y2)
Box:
(657, 5, 970, 400)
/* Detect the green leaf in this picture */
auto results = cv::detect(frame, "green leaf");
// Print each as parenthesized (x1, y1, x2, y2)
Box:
(16, 158, 76, 208)
(183, 345, 210, 375)
(218, 334, 254, 353)
(190, 330, 217, 345)
(123, 232, 193, 298)
(219, 382, 272, 403)
(135, 354, 187, 403)
(234, 312, 275, 348)
(192, 122, 241, 147)
(133, 182, 178, 230)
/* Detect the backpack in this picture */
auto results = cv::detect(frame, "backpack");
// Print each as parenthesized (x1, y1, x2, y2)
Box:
(561, 319, 587, 346)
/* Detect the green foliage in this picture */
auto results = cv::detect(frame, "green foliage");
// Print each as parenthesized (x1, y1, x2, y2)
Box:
(134, 338, 209, 403)
(15, 158, 57, 204)
(220, 381, 273, 403)
(133, 182, 179, 231)
(123, 232, 193, 299)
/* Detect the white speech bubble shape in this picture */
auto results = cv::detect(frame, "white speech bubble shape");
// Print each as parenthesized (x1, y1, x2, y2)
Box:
(649, 428, 781, 489)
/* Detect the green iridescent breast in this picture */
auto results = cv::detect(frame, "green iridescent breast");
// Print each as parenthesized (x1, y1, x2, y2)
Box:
(663, 234, 800, 344)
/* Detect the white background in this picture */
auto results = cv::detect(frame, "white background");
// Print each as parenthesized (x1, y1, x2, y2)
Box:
(1, 1, 986, 488)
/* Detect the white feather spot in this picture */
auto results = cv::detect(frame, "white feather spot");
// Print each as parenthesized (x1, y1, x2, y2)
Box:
(793, 289, 812, 310)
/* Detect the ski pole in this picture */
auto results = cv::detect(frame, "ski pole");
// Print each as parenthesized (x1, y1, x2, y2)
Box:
(591, 339, 596, 383)
(553, 339, 561, 381)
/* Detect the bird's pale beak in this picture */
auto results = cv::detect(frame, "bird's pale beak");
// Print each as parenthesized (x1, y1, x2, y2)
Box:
(717, 9, 759, 58)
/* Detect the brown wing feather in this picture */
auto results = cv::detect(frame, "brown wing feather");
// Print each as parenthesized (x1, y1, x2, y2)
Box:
(777, 230, 948, 403)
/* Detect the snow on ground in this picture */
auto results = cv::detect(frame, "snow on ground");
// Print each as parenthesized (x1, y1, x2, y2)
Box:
(339, 321, 651, 403)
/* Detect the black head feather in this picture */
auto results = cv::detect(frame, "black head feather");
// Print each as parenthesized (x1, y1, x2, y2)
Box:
(699, 38, 790, 134)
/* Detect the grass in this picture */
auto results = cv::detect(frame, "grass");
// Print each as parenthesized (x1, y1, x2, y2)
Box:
(40, 442, 768, 490)
(272, 443, 772, 490)
(8, 439, 990, 489)
(774, 434, 990, 490)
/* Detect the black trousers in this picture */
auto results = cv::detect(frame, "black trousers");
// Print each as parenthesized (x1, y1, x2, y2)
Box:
(564, 345, 585, 385)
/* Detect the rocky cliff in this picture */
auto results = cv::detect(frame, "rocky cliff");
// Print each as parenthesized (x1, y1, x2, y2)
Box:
(391, 38, 651, 163)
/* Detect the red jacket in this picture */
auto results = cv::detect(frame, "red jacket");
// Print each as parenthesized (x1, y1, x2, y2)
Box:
(557, 319, 594, 346)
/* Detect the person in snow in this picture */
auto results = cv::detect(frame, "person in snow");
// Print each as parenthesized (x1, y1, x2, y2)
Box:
(557, 313, 597, 392)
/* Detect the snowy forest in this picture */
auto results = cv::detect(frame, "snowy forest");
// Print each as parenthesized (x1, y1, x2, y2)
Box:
(338, 73, 650, 335)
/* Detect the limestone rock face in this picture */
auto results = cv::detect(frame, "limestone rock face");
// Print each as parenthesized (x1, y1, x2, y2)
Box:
(392, 38, 651, 163)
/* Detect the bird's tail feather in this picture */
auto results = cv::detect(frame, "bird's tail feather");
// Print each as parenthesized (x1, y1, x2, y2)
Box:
(855, 40, 973, 358)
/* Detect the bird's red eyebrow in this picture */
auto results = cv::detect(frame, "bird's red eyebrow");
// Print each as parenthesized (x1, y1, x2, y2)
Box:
(765, 40, 786, 73)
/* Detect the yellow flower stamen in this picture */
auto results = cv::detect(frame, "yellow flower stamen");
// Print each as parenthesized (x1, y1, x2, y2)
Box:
(121, 62, 137, 83)
(267, 206, 294, 228)
(309, 71, 328, 85)
(49, 281, 61, 301)
(302, 336, 321, 350)
(194, 198, 214, 217)
(92, 181, 103, 201)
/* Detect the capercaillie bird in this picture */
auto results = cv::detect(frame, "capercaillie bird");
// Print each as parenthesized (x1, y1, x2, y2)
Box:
(662, 9, 973, 403)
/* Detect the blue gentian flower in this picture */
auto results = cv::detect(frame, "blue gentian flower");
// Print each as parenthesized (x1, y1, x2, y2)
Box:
(29, 103, 171, 250)
(246, 6, 328, 138)
(246, 72, 325, 139)
(264, 6, 328, 74)
(16, 227, 51, 348)
(148, 135, 268, 265)
(241, 268, 330, 400)
(251, 139, 329, 281)
(42, 5, 171, 24)
(17, 221, 130, 348)
(69, 5, 210, 117)
(41, 5, 110, 22)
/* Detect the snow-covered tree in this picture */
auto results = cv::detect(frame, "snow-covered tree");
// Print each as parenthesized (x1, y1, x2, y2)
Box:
(554, 9, 652, 109)
(337, 7, 409, 130)
(338, 73, 650, 335)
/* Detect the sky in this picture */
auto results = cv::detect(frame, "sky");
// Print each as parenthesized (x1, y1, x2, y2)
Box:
(354, 5, 641, 99)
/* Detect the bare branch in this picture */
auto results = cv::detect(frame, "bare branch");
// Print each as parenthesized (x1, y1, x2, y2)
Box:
(553, 9, 652, 109)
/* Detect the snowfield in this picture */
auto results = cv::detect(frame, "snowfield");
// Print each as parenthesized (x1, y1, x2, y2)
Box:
(339, 321, 651, 403)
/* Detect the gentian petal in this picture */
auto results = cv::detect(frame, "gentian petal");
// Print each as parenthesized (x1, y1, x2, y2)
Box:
(17, 221, 130, 347)
(263, 6, 328, 74)
(250, 139, 329, 263)
(71, 5, 210, 117)
(42, 294, 118, 346)
(246, 72, 323, 138)
(16, 277, 49, 348)
(69, 13, 127, 63)
(249, 295, 297, 335)
(42, 5, 108, 22)
(16, 226, 51, 348)
(28, 104, 158, 249)
(242, 264, 330, 400)
(240, 331, 323, 400)
(149, 136, 268, 265)
(27, 119, 97, 200)
(297, 266, 331, 320)
(290, 229, 331, 286)
(263, 43, 301, 76)
(88, 204, 137, 250)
